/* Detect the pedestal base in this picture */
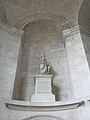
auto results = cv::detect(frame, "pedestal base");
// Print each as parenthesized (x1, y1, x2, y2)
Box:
(31, 94, 55, 102)
(31, 75, 55, 102)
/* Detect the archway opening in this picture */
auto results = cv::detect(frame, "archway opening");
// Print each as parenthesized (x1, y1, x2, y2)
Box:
(13, 18, 72, 101)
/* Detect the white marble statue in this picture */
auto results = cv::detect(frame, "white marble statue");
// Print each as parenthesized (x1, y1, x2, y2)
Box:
(36, 53, 50, 75)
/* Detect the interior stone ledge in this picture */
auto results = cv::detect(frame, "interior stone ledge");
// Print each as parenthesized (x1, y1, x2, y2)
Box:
(62, 25, 90, 40)
(5, 99, 83, 111)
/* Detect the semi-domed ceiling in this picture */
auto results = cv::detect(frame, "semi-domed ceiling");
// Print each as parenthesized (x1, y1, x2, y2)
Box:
(1, 0, 84, 27)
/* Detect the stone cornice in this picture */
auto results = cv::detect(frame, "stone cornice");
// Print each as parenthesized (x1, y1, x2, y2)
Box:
(79, 25, 90, 37)
(34, 75, 53, 78)
(5, 99, 83, 111)
(62, 25, 80, 38)
(62, 25, 90, 38)
(0, 22, 24, 37)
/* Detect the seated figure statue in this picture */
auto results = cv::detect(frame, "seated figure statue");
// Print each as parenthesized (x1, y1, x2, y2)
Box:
(37, 53, 50, 75)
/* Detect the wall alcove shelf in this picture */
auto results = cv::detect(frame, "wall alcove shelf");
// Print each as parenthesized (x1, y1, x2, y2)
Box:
(5, 99, 84, 111)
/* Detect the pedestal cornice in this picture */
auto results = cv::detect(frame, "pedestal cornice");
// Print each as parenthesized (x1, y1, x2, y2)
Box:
(34, 75, 53, 78)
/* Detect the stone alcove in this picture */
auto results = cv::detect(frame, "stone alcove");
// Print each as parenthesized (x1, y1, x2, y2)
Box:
(12, 14, 73, 102)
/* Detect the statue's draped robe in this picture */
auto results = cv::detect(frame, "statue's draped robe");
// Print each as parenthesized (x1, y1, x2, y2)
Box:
(40, 58, 47, 74)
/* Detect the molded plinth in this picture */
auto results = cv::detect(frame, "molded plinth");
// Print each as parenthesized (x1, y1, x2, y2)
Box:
(31, 75, 55, 102)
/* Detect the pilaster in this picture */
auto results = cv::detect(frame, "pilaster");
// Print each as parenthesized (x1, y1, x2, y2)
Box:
(62, 25, 90, 98)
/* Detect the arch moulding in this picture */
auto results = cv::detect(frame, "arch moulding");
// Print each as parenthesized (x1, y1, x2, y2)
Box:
(15, 13, 73, 30)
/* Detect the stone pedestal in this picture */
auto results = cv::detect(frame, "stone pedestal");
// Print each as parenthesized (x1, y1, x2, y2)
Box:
(31, 75, 55, 102)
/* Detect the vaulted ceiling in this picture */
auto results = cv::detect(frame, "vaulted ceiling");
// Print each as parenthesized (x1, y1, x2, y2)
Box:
(1, 0, 84, 27)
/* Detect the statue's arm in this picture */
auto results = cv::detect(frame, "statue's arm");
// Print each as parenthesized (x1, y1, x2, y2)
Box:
(36, 56, 41, 61)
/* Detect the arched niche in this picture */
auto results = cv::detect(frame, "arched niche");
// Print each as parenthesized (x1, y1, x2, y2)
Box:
(12, 15, 73, 101)
(23, 115, 64, 120)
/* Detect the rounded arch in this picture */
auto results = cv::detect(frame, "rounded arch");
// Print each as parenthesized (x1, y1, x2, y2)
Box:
(23, 115, 65, 120)
(15, 13, 73, 30)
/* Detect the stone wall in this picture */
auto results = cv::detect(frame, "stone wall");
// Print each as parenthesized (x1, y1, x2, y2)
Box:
(81, 32, 90, 69)
(1, 22, 90, 120)
(63, 26, 90, 98)
(0, 0, 90, 120)
(0, 22, 23, 99)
